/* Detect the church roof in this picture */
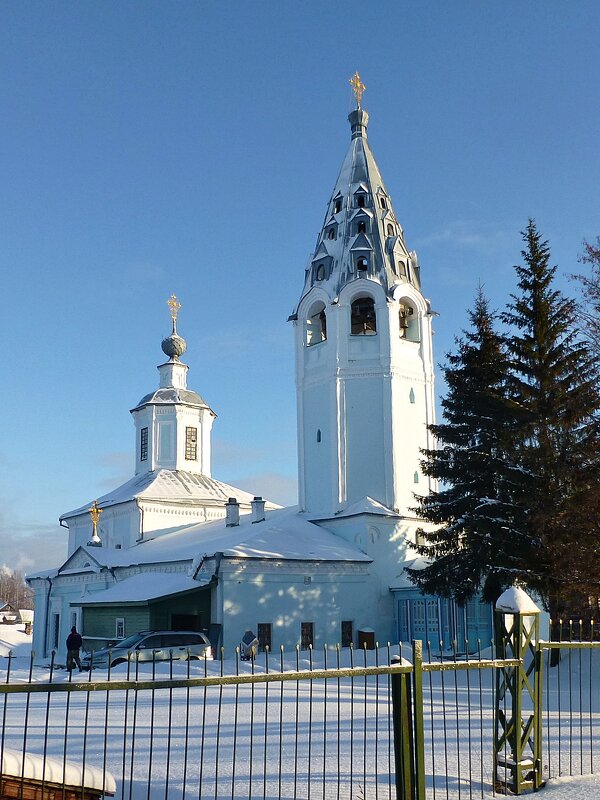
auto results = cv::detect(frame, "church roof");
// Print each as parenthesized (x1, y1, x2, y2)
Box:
(294, 105, 421, 311)
(127, 505, 372, 564)
(305, 496, 400, 522)
(60, 468, 274, 520)
(131, 387, 210, 411)
(78, 572, 208, 605)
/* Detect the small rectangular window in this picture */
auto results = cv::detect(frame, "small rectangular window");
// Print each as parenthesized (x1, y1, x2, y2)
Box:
(116, 618, 125, 639)
(301, 622, 314, 650)
(185, 427, 198, 460)
(341, 620, 353, 648)
(140, 427, 148, 461)
(52, 613, 60, 650)
(257, 623, 272, 652)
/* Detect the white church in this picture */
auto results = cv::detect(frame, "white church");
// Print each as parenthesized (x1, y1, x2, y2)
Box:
(28, 84, 493, 661)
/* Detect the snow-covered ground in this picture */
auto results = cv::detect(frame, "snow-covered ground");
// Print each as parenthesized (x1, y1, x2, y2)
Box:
(2, 624, 600, 799)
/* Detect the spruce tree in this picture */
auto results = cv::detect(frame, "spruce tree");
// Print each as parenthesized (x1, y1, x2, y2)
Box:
(501, 220, 600, 616)
(410, 287, 525, 603)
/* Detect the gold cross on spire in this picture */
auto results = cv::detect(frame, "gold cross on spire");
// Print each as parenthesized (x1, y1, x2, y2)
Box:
(349, 72, 366, 108)
(167, 294, 181, 334)
(167, 293, 181, 322)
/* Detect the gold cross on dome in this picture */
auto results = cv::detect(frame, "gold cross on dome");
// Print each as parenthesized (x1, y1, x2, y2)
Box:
(167, 294, 181, 323)
(349, 72, 366, 108)
(88, 500, 103, 538)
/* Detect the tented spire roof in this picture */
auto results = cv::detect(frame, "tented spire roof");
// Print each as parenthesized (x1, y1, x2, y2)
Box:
(295, 105, 422, 307)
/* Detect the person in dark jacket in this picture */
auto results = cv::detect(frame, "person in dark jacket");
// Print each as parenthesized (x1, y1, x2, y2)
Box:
(66, 626, 83, 672)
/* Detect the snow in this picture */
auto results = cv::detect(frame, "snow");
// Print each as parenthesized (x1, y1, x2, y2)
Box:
(1, 747, 116, 794)
(78, 572, 211, 605)
(121, 505, 372, 564)
(496, 585, 541, 613)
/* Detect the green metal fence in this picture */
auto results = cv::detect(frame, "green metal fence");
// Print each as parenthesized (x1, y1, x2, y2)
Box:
(2, 625, 600, 799)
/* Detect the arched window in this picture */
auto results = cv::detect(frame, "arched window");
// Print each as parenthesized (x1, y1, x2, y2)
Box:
(356, 256, 368, 272)
(315, 263, 325, 281)
(409, 388, 416, 404)
(357, 221, 366, 234)
(413, 471, 419, 484)
(357, 195, 366, 208)
(327, 228, 336, 240)
(379, 196, 387, 209)
(399, 300, 420, 342)
(316, 429, 322, 443)
(351, 296, 377, 335)
(306, 301, 327, 346)
(334, 198, 342, 213)
(387, 224, 394, 236)
(397, 260, 407, 279)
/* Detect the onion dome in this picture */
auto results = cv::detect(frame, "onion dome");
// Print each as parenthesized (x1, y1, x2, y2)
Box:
(161, 332, 187, 360)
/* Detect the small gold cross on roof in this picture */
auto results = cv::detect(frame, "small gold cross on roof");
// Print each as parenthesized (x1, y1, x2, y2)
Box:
(167, 294, 181, 322)
(349, 72, 366, 108)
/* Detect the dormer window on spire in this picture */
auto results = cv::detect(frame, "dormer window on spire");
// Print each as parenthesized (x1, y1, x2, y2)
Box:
(334, 197, 343, 214)
(356, 256, 369, 272)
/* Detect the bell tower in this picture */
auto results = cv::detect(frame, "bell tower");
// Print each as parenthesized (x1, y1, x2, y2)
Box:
(291, 76, 436, 519)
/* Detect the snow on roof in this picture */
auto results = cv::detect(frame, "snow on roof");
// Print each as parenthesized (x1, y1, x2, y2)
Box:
(123, 505, 371, 565)
(1, 747, 116, 794)
(310, 496, 398, 521)
(78, 572, 210, 605)
(61, 468, 278, 519)
(389, 556, 429, 590)
(25, 567, 60, 581)
(496, 586, 541, 614)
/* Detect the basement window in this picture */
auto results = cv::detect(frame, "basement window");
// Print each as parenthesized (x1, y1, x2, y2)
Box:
(351, 296, 377, 335)
(257, 623, 272, 652)
(301, 622, 315, 650)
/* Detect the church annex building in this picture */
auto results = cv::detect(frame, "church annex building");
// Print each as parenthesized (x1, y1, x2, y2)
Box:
(27, 87, 494, 661)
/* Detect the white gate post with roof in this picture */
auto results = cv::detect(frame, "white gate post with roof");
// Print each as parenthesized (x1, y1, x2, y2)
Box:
(493, 586, 544, 794)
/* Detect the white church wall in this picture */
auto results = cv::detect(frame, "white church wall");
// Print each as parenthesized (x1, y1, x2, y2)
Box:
(300, 382, 336, 513)
(343, 377, 386, 506)
(317, 515, 419, 641)
(218, 560, 377, 653)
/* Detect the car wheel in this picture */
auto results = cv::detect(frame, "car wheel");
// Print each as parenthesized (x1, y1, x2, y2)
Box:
(111, 657, 127, 667)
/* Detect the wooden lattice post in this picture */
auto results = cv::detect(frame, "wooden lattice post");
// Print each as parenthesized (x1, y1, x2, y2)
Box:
(494, 587, 544, 794)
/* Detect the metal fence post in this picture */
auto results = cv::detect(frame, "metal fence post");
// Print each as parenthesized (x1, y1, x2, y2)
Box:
(494, 588, 544, 794)
(412, 640, 426, 800)
(391, 656, 414, 800)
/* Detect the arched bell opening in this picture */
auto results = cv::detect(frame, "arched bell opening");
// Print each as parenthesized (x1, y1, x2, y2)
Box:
(399, 298, 420, 342)
(351, 296, 377, 336)
(305, 301, 327, 346)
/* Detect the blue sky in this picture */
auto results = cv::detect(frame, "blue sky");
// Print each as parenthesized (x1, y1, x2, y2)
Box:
(1, 2, 599, 572)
